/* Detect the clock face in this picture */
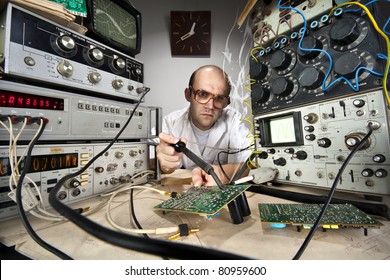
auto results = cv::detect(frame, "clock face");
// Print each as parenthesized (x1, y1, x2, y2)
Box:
(170, 11, 211, 56)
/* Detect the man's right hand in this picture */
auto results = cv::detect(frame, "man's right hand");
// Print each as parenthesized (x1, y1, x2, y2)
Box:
(156, 133, 185, 174)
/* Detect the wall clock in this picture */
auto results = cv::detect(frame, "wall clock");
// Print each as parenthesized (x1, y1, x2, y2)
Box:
(170, 11, 211, 56)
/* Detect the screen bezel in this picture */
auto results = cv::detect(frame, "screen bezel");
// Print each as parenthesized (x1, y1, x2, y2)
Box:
(85, 0, 142, 57)
(257, 111, 304, 147)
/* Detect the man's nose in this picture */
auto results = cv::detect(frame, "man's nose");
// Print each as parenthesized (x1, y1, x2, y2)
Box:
(204, 98, 215, 109)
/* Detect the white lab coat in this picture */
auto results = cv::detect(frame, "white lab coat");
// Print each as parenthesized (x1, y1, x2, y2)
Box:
(162, 105, 253, 169)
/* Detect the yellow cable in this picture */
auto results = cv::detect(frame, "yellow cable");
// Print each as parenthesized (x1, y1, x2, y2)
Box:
(329, 2, 390, 106)
(250, 46, 266, 62)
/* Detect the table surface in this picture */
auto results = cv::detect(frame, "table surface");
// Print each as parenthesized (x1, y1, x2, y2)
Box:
(1, 170, 390, 260)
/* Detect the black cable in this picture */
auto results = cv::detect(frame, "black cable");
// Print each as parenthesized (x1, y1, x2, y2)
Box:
(129, 189, 169, 260)
(217, 144, 253, 182)
(15, 119, 73, 260)
(129, 189, 149, 239)
(292, 125, 374, 260)
(48, 89, 250, 259)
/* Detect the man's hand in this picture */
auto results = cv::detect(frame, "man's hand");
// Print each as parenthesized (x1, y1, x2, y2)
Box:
(156, 133, 185, 174)
(191, 165, 225, 186)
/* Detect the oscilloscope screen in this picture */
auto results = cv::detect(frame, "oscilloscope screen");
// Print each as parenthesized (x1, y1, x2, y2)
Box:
(257, 111, 304, 147)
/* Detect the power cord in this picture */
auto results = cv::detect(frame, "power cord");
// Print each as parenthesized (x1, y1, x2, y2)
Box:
(293, 123, 374, 260)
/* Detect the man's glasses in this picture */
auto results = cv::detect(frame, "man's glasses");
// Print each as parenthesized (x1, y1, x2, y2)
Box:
(190, 87, 230, 109)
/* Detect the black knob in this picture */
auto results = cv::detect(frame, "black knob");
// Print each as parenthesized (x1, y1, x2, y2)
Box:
(317, 138, 332, 148)
(352, 99, 366, 108)
(304, 125, 314, 132)
(273, 157, 287, 166)
(334, 52, 363, 79)
(66, 178, 80, 188)
(271, 77, 294, 97)
(297, 36, 322, 60)
(375, 169, 388, 178)
(259, 152, 268, 159)
(270, 50, 292, 71)
(251, 84, 271, 104)
(294, 151, 308, 160)
(305, 134, 316, 141)
(373, 154, 386, 163)
(299, 67, 325, 90)
(284, 148, 295, 154)
(250, 59, 269, 80)
(330, 17, 360, 46)
(267, 148, 276, 154)
(361, 168, 374, 177)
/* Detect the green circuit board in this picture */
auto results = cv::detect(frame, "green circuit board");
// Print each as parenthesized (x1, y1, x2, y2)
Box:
(49, 0, 87, 16)
(154, 185, 251, 216)
(259, 203, 383, 228)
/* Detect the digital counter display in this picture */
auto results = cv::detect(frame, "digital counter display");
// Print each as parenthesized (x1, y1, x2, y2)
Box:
(0, 153, 78, 177)
(0, 90, 64, 110)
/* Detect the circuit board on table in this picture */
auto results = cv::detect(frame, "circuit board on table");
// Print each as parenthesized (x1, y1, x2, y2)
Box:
(154, 185, 251, 216)
(259, 203, 384, 229)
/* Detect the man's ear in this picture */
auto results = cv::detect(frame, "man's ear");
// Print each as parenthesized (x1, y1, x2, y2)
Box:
(185, 88, 191, 102)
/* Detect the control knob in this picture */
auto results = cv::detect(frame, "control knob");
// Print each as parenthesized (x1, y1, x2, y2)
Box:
(317, 138, 332, 148)
(334, 52, 363, 79)
(361, 169, 374, 177)
(252, 84, 271, 104)
(373, 154, 386, 163)
(293, 151, 308, 160)
(250, 60, 269, 81)
(273, 157, 287, 166)
(299, 67, 325, 90)
(270, 50, 292, 71)
(88, 48, 104, 63)
(57, 60, 74, 77)
(375, 169, 388, 178)
(88, 72, 102, 84)
(112, 79, 124, 89)
(297, 35, 322, 60)
(344, 132, 371, 150)
(330, 17, 360, 46)
(113, 57, 126, 71)
(271, 77, 294, 97)
(56, 35, 76, 52)
(131, 67, 142, 77)
(352, 99, 365, 108)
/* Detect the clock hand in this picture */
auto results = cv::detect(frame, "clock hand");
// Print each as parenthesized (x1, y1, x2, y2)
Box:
(180, 22, 196, 41)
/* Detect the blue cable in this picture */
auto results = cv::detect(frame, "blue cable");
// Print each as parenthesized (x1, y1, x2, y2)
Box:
(277, 0, 386, 92)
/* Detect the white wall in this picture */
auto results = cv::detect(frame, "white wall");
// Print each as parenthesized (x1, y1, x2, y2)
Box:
(130, 0, 254, 120)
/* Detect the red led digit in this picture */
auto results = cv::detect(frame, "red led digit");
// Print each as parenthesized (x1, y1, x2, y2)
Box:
(0, 92, 6, 106)
(25, 95, 32, 108)
(32, 97, 39, 108)
(7, 94, 16, 107)
(17, 95, 24, 107)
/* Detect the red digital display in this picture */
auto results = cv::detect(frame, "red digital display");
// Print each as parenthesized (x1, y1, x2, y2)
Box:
(0, 90, 64, 111)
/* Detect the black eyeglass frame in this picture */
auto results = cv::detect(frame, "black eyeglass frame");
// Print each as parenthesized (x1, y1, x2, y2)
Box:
(189, 86, 231, 109)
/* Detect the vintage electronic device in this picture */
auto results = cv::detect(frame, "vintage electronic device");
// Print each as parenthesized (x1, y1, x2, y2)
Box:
(84, 0, 142, 57)
(0, 142, 150, 221)
(254, 89, 390, 197)
(249, 1, 390, 210)
(0, 3, 144, 102)
(0, 80, 156, 142)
